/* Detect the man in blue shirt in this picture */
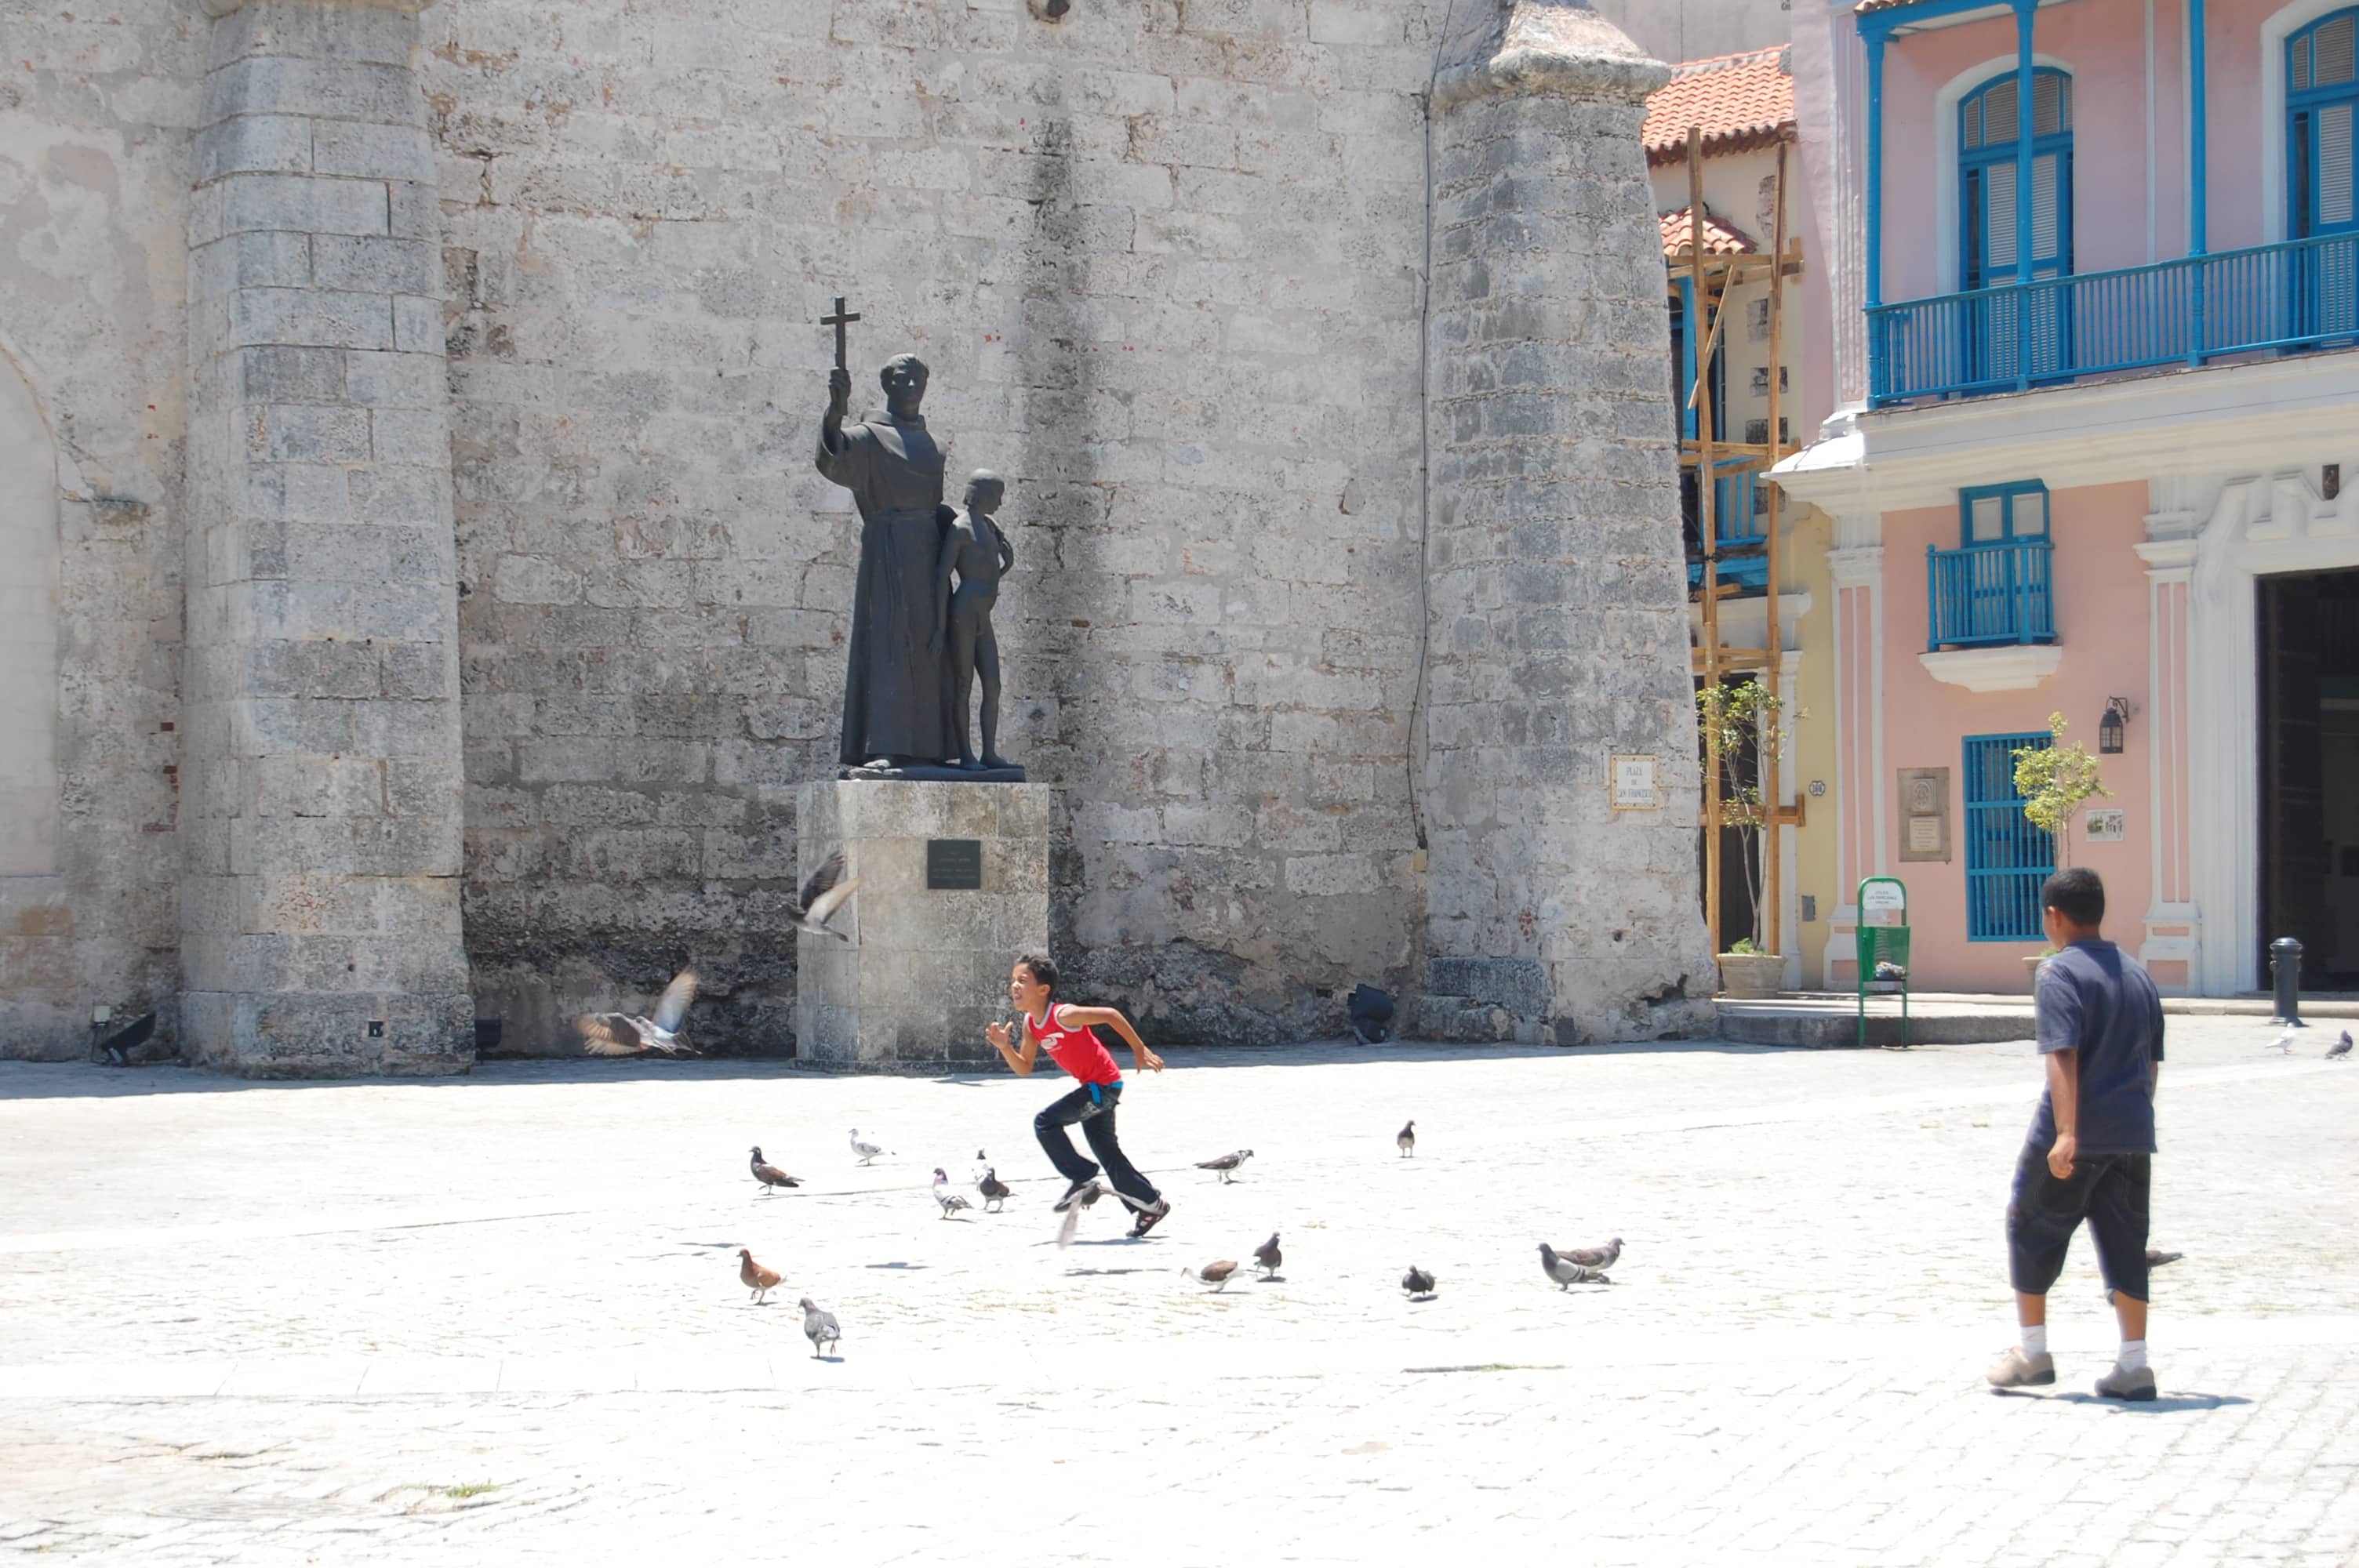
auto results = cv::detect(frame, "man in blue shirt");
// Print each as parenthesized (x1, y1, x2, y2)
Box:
(1986, 867, 2165, 1401)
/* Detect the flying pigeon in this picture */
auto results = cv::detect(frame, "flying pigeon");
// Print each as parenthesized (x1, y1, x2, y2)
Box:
(787, 850, 863, 942)
(1253, 1232, 1282, 1278)
(2147, 1248, 2185, 1267)
(2329, 1030, 2353, 1060)
(848, 1128, 888, 1165)
(749, 1146, 801, 1193)
(1550, 1237, 1623, 1269)
(1397, 1120, 1416, 1158)
(1401, 1265, 1436, 1299)
(932, 1168, 973, 1218)
(798, 1296, 841, 1358)
(737, 1247, 782, 1304)
(978, 1167, 1012, 1212)
(1195, 1149, 1254, 1183)
(1538, 1243, 1612, 1288)
(1186, 1259, 1241, 1291)
(2267, 1028, 2299, 1054)
(1054, 1178, 1106, 1249)
(576, 967, 700, 1057)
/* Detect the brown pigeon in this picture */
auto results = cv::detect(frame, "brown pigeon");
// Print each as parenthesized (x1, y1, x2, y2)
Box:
(577, 967, 700, 1056)
(738, 1247, 782, 1304)
(749, 1146, 801, 1193)
(1550, 1237, 1622, 1269)
(1186, 1259, 1241, 1291)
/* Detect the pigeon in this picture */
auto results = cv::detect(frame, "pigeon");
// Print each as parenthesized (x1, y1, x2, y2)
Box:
(1397, 1120, 1416, 1157)
(2146, 1248, 2185, 1267)
(1195, 1149, 1254, 1183)
(848, 1128, 889, 1165)
(971, 1148, 992, 1182)
(576, 967, 700, 1057)
(932, 1168, 972, 1218)
(1550, 1237, 1622, 1269)
(1349, 983, 1394, 1044)
(787, 849, 864, 942)
(2267, 1028, 2299, 1053)
(737, 1247, 782, 1304)
(1401, 1265, 1436, 1299)
(978, 1167, 1012, 1212)
(1253, 1232, 1282, 1278)
(749, 1146, 801, 1193)
(1054, 1178, 1106, 1249)
(1538, 1242, 1612, 1288)
(798, 1296, 841, 1358)
(2329, 1030, 2353, 1060)
(1186, 1259, 1241, 1291)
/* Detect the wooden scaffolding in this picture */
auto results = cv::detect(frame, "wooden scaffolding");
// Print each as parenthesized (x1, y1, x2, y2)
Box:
(1674, 127, 1806, 958)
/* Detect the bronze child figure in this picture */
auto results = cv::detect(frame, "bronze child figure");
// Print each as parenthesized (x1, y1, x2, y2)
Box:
(932, 469, 1016, 771)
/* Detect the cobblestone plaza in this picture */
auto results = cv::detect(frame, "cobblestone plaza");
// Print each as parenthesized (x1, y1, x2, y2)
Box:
(3, 1018, 2354, 1564)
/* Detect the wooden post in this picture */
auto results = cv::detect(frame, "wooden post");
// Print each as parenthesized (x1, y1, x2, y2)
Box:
(1761, 140, 1787, 964)
(1688, 126, 1722, 957)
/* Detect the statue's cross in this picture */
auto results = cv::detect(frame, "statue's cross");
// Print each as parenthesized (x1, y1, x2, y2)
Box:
(820, 296, 860, 372)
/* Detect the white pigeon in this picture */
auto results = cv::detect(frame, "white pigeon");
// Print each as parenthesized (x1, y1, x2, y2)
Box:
(932, 1167, 972, 1218)
(787, 850, 863, 942)
(1054, 1178, 1106, 1249)
(848, 1127, 888, 1165)
(576, 967, 699, 1056)
(2267, 1029, 2299, 1054)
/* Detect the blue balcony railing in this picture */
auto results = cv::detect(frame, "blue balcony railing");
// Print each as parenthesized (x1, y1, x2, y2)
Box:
(1870, 230, 2359, 407)
(1925, 539, 2055, 650)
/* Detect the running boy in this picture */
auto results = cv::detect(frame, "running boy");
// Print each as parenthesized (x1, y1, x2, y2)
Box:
(984, 955, 1172, 1237)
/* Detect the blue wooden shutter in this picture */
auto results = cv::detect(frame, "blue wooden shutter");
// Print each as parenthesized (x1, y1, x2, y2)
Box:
(1964, 732, 2055, 942)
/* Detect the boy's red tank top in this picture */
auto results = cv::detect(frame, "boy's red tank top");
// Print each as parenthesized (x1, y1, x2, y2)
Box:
(1027, 1004, 1121, 1086)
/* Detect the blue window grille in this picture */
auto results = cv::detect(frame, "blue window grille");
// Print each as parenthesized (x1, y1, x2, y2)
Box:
(1964, 731, 2055, 941)
(1959, 68, 2074, 385)
(1927, 482, 2055, 648)
(2290, 10, 2359, 343)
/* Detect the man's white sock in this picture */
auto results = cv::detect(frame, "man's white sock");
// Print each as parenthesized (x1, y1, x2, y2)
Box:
(2118, 1339, 2149, 1372)
(2021, 1324, 2048, 1358)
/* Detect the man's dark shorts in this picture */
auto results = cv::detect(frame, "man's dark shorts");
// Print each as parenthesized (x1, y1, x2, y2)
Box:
(2005, 1142, 2152, 1301)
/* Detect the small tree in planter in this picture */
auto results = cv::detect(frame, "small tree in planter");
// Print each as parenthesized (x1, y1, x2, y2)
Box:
(2012, 712, 2111, 869)
(1697, 677, 1785, 993)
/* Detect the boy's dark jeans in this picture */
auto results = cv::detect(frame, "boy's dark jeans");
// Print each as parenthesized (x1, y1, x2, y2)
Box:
(2005, 1142, 2153, 1301)
(1035, 1081, 1161, 1209)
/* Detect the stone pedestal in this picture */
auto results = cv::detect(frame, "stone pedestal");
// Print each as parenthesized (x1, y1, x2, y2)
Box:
(794, 781, 1049, 1070)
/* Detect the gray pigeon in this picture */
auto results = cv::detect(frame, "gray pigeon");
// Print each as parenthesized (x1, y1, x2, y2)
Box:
(787, 850, 863, 942)
(1253, 1232, 1282, 1278)
(1186, 1259, 1241, 1291)
(1195, 1149, 1254, 1184)
(1401, 1265, 1436, 1299)
(1397, 1120, 1416, 1157)
(1054, 1178, 1106, 1249)
(798, 1296, 841, 1358)
(576, 967, 699, 1056)
(1550, 1237, 1622, 1269)
(978, 1167, 1012, 1212)
(1538, 1243, 1612, 1288)
(749, 1146, 801, 1193)
(2329, 1030, 2353, 1060)
(932, 1168, 972, 1218)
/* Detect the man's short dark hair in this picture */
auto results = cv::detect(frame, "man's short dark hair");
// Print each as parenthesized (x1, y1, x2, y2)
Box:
(2041, 867, 2105, 927)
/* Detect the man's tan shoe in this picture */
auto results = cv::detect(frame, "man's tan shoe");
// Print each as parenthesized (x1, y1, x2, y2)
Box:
(2093, 1363, 2157, 1400)
(1986, 1346, 2056, 1388)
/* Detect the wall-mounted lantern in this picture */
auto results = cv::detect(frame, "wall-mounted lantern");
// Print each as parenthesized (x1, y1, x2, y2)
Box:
(2099, 697, 2129, 755)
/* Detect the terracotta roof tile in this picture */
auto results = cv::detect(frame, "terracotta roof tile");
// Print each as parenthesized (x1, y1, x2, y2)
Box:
(1659, 205, 1757, 257)
(1642, 46, 1796, 164)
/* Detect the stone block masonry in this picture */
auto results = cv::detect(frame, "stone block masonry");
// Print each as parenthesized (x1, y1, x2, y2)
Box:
(180, 0, 471, 1074)
(1419, 1, 1717, 1043)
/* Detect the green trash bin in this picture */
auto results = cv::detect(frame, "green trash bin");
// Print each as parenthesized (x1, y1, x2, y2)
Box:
(1856, 877, 1910, 1048)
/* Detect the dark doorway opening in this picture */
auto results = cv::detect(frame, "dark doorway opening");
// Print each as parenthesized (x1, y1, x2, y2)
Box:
(2257, 568, 2359, 987)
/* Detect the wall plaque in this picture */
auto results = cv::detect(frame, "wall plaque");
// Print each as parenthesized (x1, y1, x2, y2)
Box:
(1609, 753, 1660, 811)
(1897, 767, 1951, 863)
(925, 838, 983, 890)
(2085, 808, 2125, 843)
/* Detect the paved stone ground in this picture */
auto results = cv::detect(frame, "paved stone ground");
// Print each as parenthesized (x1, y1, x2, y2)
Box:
(2, 1018, 2355, 1565)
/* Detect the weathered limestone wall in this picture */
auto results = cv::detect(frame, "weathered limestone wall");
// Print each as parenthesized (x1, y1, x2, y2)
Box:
(1419, 0, 1717, 1043)
(180, 0, 471, 1074)
(424, 0, 1453, 1048)
(0, 3, 199, 1060)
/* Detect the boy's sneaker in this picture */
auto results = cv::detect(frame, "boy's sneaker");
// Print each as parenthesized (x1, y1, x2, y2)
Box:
(1128, 1199, 1171, 1238)
(1052, 1178, 1102, 1213)
(1985, 1346, 2055, 1389)
(2093, 1363, 2157, 1401)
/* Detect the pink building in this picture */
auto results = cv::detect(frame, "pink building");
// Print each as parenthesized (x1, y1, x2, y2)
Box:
(1776, 0, 2359, 996)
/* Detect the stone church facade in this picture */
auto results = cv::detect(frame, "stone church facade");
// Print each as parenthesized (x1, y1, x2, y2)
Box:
(0, 0, 1714, 1073)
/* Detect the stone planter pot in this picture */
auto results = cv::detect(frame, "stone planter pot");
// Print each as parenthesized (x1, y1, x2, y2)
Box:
(1717, 952, 1786, 999)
